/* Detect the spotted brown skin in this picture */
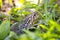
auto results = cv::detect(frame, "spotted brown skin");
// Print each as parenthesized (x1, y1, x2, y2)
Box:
(11, 10, 39, 35)
(19, 11, 39, 30)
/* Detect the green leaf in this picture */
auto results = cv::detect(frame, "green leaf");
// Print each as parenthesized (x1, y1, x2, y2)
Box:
(23, 30, 36, 40)
(49, 20, 60, 31)
(4, 31, 18, 40)
(18, 34, 28, 40)
(39, 24, 49, 30)
(0, 20, 10, 40)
